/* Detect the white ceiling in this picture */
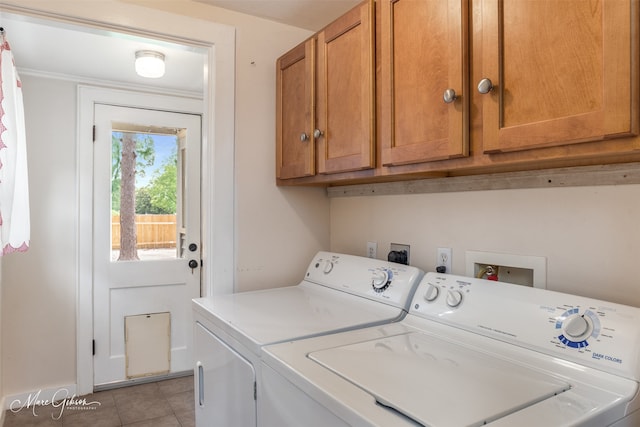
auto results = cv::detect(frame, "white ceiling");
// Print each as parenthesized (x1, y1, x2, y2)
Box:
(2, 12, 207, 95)
(2, 1, 359, 94)
(193, 0, 360, 31)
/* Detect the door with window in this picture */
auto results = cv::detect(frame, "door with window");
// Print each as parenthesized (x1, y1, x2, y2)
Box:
(93, 104, 201, 386)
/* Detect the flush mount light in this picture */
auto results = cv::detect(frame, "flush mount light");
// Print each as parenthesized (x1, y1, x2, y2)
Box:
(135, 50, 165, 78)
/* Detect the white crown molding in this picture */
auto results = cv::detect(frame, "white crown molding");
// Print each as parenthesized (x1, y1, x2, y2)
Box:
(17, 67, 203, 100)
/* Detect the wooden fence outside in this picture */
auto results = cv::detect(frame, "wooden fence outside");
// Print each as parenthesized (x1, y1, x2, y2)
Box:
(112, 214, 177, 249)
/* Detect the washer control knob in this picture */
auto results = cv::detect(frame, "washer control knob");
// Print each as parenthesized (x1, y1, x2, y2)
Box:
(565, 315, 590, 338)
(446, 290, 463, 308)
(424, 284, 439, 302)
(323, 260, 334, 274)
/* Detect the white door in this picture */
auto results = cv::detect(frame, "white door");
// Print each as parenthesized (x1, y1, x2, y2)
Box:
(93, 103, 201, 386)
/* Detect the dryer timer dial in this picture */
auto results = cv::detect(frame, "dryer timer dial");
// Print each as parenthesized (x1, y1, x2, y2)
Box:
(322, 260, 334, 274)
(371, 269, 392, 293)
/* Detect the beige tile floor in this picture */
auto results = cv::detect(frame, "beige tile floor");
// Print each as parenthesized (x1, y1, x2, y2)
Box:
(3, 375, 195, 427)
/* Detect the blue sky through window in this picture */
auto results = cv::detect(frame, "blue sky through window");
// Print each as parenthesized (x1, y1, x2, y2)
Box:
(136, 134, 177, 187)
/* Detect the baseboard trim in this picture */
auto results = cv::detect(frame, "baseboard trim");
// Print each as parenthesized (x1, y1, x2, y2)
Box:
(93, 369, 193, 392)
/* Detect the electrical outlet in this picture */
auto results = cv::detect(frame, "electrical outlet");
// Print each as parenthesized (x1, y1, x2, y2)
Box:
(437, 248, 452, 273)
(367, 241, 377, 259)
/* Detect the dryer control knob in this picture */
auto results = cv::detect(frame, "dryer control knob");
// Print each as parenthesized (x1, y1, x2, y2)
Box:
(323, 260, 334, 274)
(446, 290, 463, 308)
(372, 270, 391, 292)
(424, 284, 439, 302)
(565, 315, 590, 338)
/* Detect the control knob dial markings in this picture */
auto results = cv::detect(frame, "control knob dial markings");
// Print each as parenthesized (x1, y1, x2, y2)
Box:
(555, 308, 600, 349)
(372, 269, 392, 293)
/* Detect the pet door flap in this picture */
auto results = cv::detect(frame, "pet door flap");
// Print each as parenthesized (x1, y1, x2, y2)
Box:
(125, 312, 171, 378)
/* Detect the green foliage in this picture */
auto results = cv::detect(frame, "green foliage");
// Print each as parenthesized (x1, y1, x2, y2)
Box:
(138, 151, 177, 214)
(135, 187, 153, 214)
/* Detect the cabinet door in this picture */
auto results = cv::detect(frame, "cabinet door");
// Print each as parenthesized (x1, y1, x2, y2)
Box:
(194, 322, 256, 427)
(276, 39, 315, 179)
(480, 0, 638, 153)
(380, 0, 469, 166)
(316, 0, 375, 174)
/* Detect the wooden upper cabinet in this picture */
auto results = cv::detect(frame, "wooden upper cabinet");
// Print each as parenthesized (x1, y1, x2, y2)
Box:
(276, 39, 315, 180)
(480, 0, 639, 153)
(380, 0, 469, 167)
(316, 0, 375, 174)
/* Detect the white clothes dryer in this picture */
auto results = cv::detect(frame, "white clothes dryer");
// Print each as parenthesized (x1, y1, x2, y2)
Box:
(192, 251, 424, 427)
(261, 272, 640, 427)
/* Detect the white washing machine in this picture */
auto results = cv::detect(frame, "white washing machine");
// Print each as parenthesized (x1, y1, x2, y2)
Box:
(192, 251, 424, 427)
(261, 272, 640, 427)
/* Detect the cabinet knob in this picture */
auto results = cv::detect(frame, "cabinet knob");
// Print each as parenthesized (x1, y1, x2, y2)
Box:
(477, 78, 494, 94)
(443, 88, 457, 104)
(300, 132, 309, 142)
(313, 129, 324, 139)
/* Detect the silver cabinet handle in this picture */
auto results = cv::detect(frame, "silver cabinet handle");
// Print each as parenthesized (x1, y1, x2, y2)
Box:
(443, 88, 457, 104)
(313, 129, 324, 139)
(477, 78, 494, 94)
(300, 132, 309, 142)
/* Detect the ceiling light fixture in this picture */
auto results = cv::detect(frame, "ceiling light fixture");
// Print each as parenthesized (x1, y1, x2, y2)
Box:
(135, 50, 165, 78)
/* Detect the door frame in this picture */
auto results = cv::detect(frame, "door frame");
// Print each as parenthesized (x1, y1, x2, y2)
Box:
(14, 7, 241, 395)
(78, 89, 231, 393)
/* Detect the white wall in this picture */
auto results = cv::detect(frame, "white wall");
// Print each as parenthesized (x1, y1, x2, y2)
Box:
(229, 7, 329, 291)
(2, 76, 79, 397)
(1, 0, 329, 400)
(330, 184, 640, 307)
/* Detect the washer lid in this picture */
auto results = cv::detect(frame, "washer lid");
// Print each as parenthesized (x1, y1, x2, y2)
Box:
(309, 332, 571, 427)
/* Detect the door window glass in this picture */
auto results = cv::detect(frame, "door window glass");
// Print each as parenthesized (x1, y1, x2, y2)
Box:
(111, 130, 179, 261)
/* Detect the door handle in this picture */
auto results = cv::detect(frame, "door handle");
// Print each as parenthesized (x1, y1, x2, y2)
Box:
(189, 259, 199, 274)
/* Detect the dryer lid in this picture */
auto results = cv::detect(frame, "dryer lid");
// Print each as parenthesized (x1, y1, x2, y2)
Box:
(309, 332, 570, 426)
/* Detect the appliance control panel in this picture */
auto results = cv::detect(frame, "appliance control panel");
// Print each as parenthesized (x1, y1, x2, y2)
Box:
(305, 252, 424, 310)
(410, 272, 640, 381)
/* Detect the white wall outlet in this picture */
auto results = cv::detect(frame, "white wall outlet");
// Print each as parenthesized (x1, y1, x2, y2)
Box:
(437, 248, 452, 273)
(367, 241, 377, 259)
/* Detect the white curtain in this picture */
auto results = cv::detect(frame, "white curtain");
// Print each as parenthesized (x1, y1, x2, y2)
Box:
(0, 34, 30, 255)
